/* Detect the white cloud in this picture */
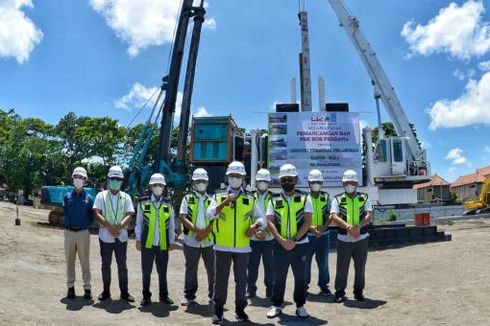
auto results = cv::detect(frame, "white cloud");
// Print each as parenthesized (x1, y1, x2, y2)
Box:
(446, 147, 468, 165)
(90, 0, 216, 57)
(479, 60, 490, 71)
(484, 145, 490, 153)
(454, 68, 476, 81)
(401, 1, 490, 60)
(428, 72, 490, 129)
(0, 0, 43, 63)
(193, 106, 211, 117)
(115, 83, 160, 110)
(420, 140, 432, 149)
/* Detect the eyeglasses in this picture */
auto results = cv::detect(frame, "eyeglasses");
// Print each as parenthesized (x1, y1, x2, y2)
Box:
(309, 181, 322, 185)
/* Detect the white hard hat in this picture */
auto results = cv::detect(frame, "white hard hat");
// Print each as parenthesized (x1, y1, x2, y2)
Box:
(149, 173, 166, 185)
(279, 164, 298, 178)
(308, 169, 323, 182)
(342, 169, 358, 183)
(255, 169, 271, 182)
(226, 161, 246, 176)
(107, 166, 124, 179)
(72, 167, 88, 179)
(192, 168, 209, 181)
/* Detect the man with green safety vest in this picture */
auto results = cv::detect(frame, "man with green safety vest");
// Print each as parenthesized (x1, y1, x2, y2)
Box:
(206, 161, 265, 324)
(266, 164, 312, 320)
(135, 173, 176, 306)
(179, 168, 215, 306)
(331, 169, 373, 303)
(305, 169, 333, 296)
(93, 166, 135, 302)
(247, 168, 274, 299)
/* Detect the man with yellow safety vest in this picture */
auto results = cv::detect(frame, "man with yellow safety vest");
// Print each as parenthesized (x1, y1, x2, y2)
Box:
(247, 169, 274, 299)
(179, 168, 215, 306)
(206, 161, 266, 324)
(331, 169, 373, 303)
(93, 166, 135, 302)
(135, 173, 176, 306)
(305, 169, 333, 296)
(266, 164, 312, 320)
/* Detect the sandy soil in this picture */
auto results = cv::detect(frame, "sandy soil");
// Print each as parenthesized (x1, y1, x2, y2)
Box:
(1, 201, 489, 326)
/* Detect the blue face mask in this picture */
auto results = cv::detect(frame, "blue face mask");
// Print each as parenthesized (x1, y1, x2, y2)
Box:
(108, 179, 122, 191)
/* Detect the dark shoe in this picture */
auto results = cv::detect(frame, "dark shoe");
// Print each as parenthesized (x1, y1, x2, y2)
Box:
(354, 293, 365, 301)
(159, 296, 174, 305)
(140, 297, 152, 306)
(83, 289, 92, 300)
(121, 293, 135, 302)
(235, 309, 249, 322)
(67, 287, 76, 299)
(334, 293, 346, 303)
(265, 291, 272, 298)
(98, 291, 111, 301)
(320, 287, 332, 296)
(212, 310, 224, 324)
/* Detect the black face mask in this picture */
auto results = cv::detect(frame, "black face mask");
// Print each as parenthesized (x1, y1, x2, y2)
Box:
(281, 182, 295, 193)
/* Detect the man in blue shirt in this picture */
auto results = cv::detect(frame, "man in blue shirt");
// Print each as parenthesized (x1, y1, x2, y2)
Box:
(63, 167, 94, 300)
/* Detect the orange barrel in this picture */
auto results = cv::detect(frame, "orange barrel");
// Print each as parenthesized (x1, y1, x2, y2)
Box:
(414, 213, 425, 227)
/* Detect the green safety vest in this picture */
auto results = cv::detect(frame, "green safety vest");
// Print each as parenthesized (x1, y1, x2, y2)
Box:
(272, 192, 307, 241)
(309, 192, 331, 227)
(183, 192, 212, 241)
(103, 190, 127, 224)
(335, 192, 369, 235)
(213, 191, 254, 248)
(140, 199, 172, 250)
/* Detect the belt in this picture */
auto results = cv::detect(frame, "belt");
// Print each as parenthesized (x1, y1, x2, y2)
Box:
(65, 226, 88, 232)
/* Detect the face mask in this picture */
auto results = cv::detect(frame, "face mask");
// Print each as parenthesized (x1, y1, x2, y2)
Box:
(152, 186, 163, 196)
(228, 177, 242, 189)
(344, 185, 356, 194)
(257, 181, 269, 192)
(281, 182, 295, 193)
(310, 184, 321, 192)
(73, 178, 84, 189)
(108, 179, 122, 191)
(194, 183, 208, 193)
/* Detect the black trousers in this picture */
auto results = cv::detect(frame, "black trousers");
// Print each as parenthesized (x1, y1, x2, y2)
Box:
(141, 246, 169, 299)
(183, 244, 215, 300)
(213, 250, 249, 313)
(99, 239, 128, 294)
(271, 242, 308, 308)
(334, 238, 369, 296)
(247, 240, 274, 296)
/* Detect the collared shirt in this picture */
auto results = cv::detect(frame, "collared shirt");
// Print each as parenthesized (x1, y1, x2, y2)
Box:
(135, 194, 175, 246)
(93, 190, 135, 243)
(63, 189, 94, 228)
(307, 192, 332, 237)
(251, 191, 273, 242)
(266, 192, 313, 245)
(330, 193, 373, 243)
(206, 186, 265, 253)
(180, 191, 213, 248)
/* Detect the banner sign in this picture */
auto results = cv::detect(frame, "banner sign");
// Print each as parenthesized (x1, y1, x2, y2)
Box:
(268, 112, 363, 187)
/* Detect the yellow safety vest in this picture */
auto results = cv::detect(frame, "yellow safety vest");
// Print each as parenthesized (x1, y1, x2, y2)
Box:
(103, 190, 127, 224)
(183, 192, 212, 241)
(309, 192, 331, 227)
(335, 192, 369, 235)
(140, 200, 172, 250)
(213, 191, 254, 248)
(272, 192, 307, 241)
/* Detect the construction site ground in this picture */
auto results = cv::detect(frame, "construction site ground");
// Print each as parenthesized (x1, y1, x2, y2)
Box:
(1, 201, 489, 326)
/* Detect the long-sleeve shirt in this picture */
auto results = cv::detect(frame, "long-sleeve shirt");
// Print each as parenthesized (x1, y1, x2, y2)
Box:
(251, 191, 273, 242)
(135, 194, 175, 246)
(180, 191, 214, 248)
(206, 186, 265, 253)
(63, 189, 94, 228)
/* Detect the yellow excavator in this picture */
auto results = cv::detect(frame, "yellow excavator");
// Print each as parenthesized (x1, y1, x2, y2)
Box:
(464, 175, 490, 215)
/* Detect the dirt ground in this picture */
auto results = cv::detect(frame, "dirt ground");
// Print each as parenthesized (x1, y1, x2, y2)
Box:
(1, 202, 489, 326)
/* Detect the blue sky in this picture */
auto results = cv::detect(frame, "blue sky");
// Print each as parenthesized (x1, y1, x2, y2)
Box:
(1, 0, 490, 182)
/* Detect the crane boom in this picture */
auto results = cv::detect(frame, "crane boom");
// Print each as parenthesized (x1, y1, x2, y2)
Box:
(327, 0, 425, 162)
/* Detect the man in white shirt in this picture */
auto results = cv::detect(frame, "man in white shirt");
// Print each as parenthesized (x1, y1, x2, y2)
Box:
(266, 164, 312, 320)
(330, 170, 373, 303)
(135, 173, 176, 306)
(93, 166, 135, 302)
(179, 168, 215, 306)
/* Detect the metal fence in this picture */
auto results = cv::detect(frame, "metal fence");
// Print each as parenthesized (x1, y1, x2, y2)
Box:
(374, 205, 465, 224)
